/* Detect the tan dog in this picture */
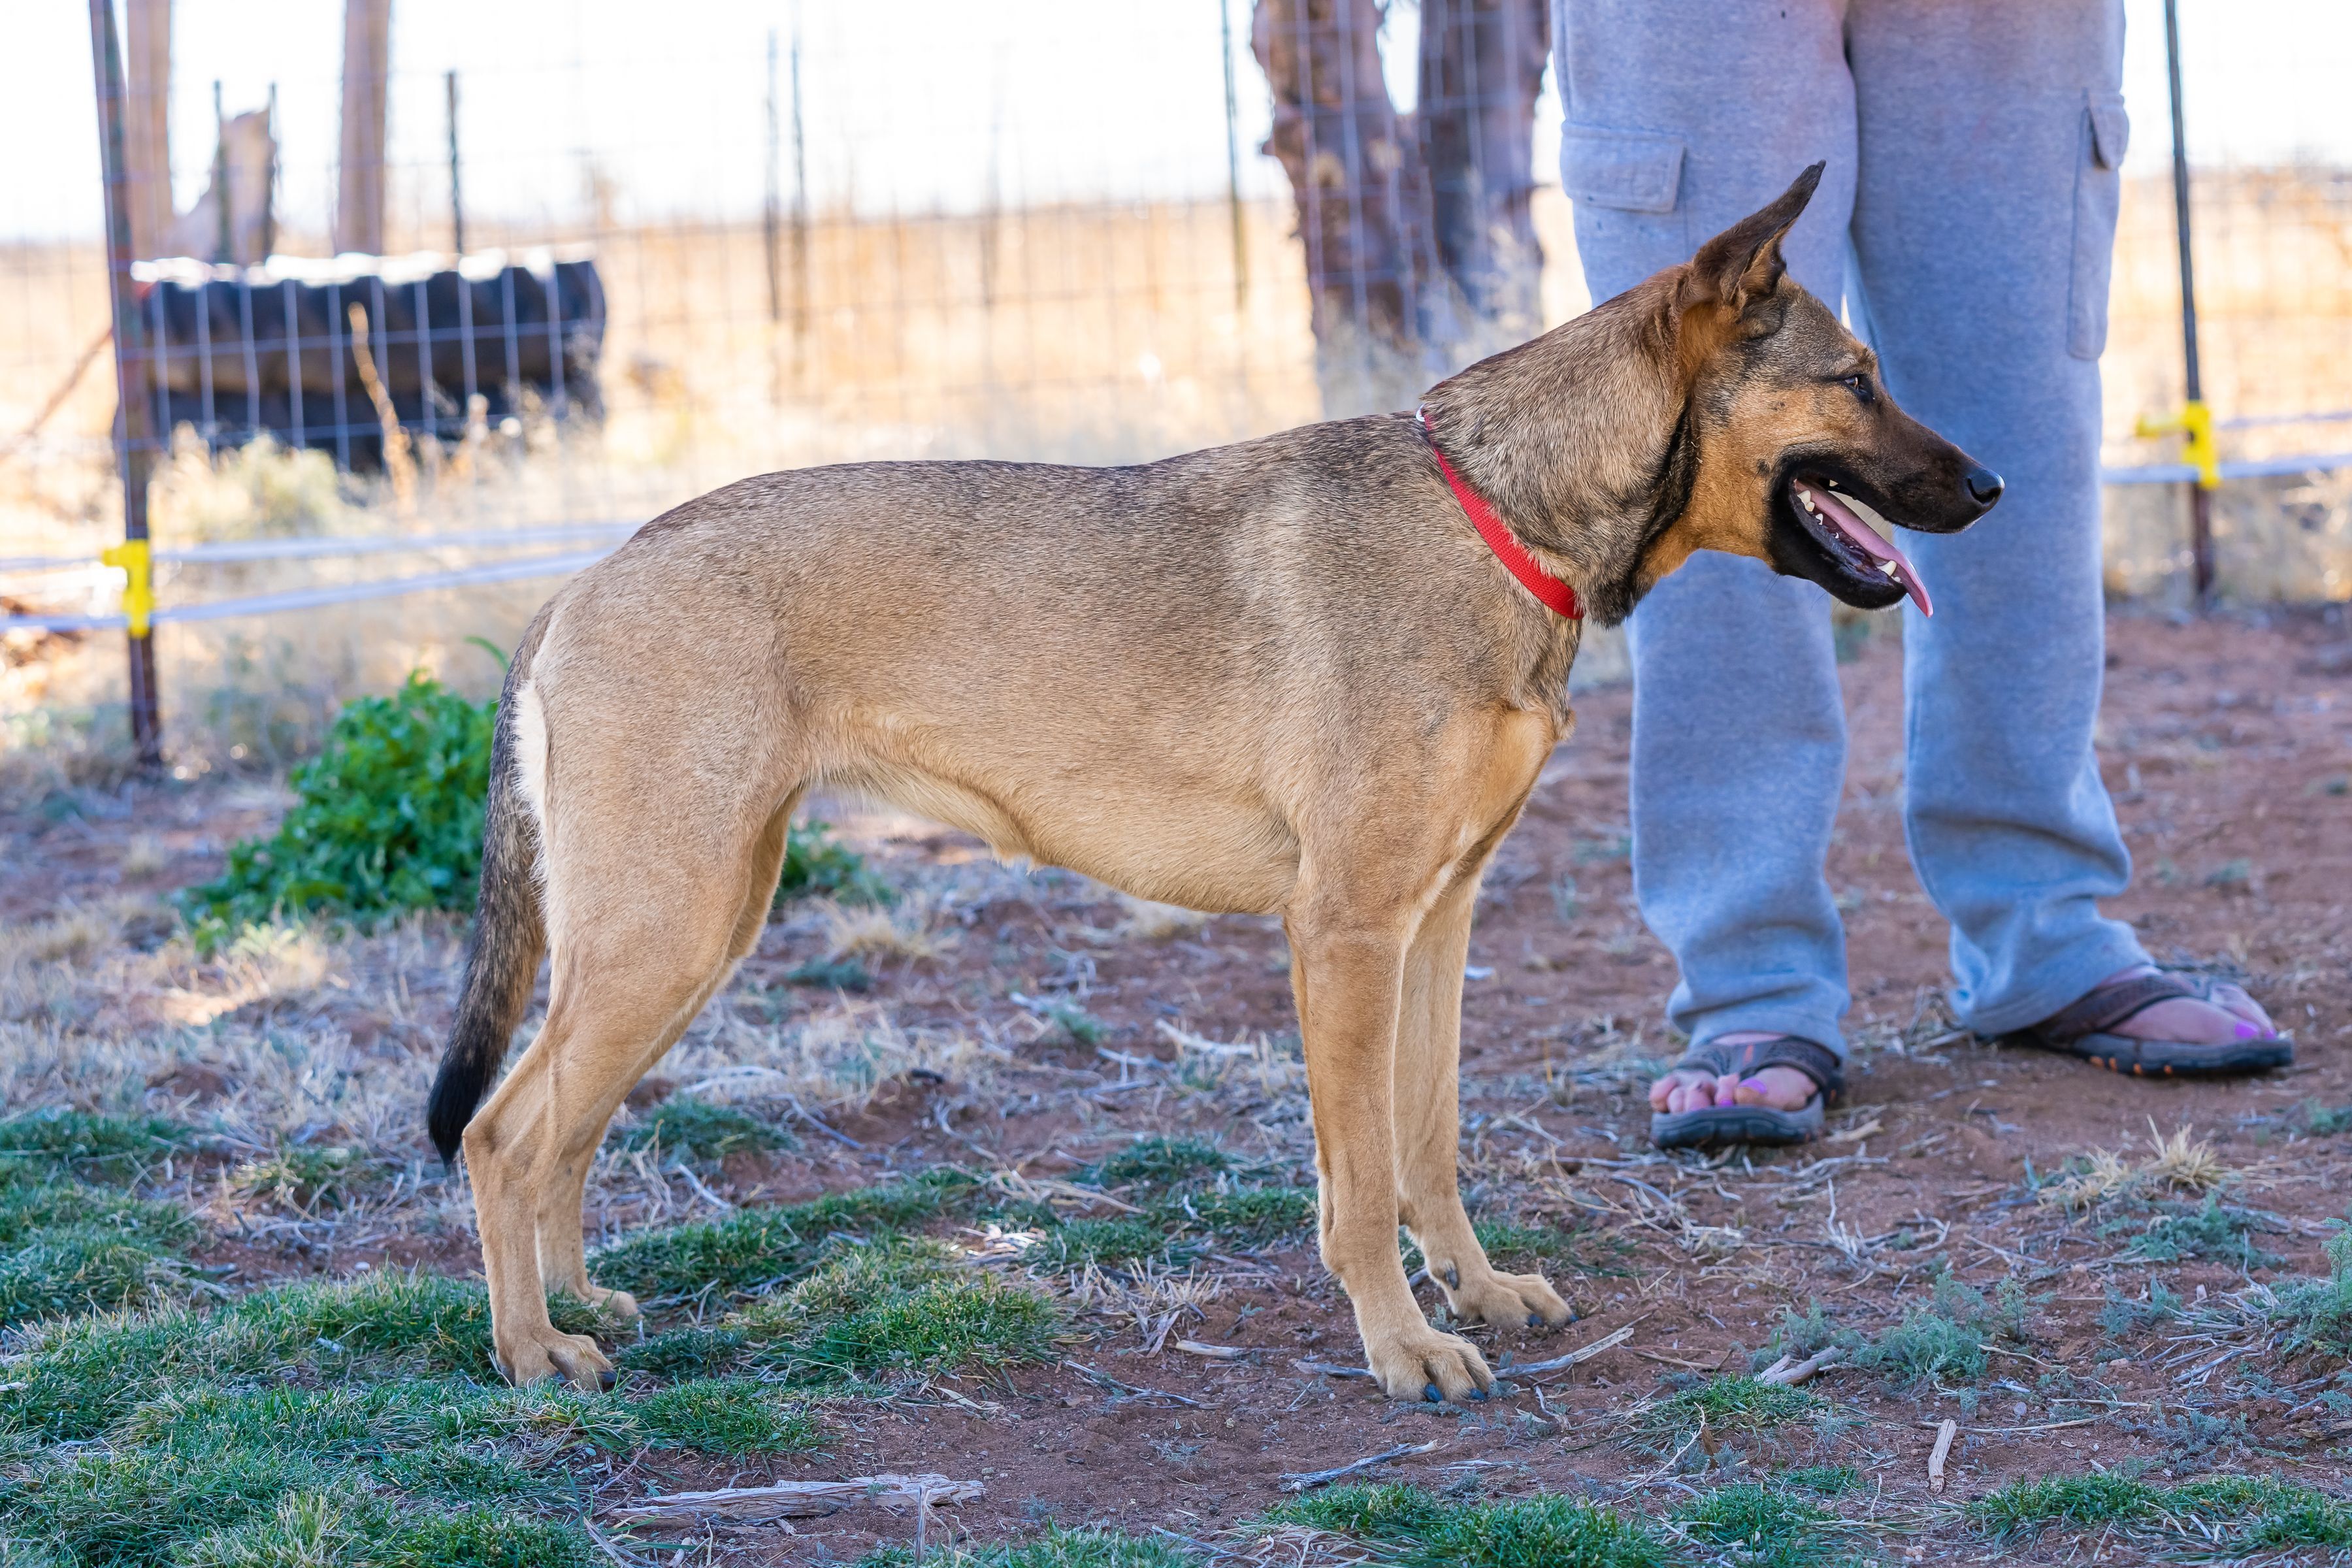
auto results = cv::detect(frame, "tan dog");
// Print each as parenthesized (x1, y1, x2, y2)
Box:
(427, 165, 1998, 1401)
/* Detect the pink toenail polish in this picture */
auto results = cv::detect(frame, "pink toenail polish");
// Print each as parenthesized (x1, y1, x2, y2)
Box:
(2235, 1022, 2259, 1039)
(1742, 1077, 1771, 1094)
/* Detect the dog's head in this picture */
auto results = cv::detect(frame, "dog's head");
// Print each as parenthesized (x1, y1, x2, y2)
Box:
(1639, 163, 2002, 613)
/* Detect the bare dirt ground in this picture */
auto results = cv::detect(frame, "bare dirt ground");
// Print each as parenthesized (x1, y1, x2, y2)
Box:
(5, 604, 2351, 1565)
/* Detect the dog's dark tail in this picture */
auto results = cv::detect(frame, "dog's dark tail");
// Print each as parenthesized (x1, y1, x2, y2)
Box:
(427, 615, 553, 1168)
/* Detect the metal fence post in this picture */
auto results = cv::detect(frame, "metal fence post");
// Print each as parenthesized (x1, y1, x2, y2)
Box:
(2163, 0, 2217, 607)
(89, 0, 165, 768)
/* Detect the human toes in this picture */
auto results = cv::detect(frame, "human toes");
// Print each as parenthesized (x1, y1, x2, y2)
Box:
(1731, 1067, 1817, 1111)
(1652, 1070, 1707, 1113)
(2207, 982, 2278, 1036)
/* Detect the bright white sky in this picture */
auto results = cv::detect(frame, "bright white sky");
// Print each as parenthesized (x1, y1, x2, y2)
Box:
(6, 1, 2349, 243)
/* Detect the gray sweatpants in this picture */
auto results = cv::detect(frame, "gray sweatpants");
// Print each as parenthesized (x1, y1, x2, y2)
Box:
(1553, 0, 2148, 1061)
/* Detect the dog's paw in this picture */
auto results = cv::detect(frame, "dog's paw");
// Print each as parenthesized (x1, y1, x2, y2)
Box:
(583, 1282, 640, 1319)
(495, 1326, 615, 1392)
(1446, 1267, 1573, 1331)
(1364, 1323, 1493, 1404)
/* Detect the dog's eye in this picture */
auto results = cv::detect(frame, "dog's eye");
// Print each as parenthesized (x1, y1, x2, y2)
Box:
(1842, 373, 1876, 404)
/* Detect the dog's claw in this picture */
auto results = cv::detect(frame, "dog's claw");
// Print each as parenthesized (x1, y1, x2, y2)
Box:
(1470, 1386, 1488, 1401)
(1424, 1383, 1444, 1403)
(1526, 1313, 1544, 1328)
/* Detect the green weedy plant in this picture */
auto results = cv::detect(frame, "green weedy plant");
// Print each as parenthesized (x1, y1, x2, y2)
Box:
(2110, 1194, 2283, 1269)
(1777, 1273, 2037, 1388)
(2267, 1216, 2352, 1360)
(180, 672, 496, 941)
(774, 817, 893, 906)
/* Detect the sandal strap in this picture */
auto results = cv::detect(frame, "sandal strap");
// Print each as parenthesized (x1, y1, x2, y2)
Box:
(1671, 1034, 1843, 1103)
(2035, 970, 2218, 1047)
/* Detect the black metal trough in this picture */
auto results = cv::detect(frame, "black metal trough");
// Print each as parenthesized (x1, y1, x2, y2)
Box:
(129, 248, 605, 468)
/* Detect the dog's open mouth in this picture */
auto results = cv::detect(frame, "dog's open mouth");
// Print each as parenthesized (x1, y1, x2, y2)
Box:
(1788, 472, 1933, 615)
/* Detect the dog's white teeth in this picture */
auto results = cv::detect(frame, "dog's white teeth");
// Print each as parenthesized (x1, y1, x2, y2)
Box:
(1797, 487, 1818, 514)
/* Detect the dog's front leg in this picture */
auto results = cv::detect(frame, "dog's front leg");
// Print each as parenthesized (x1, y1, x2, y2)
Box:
(1289, 905, 1492, 1403)
(1394, 876, 1573, 1333)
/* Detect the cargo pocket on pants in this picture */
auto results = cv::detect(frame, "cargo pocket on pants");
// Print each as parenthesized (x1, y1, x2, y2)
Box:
(2068, 91, 2129, 361)
(1560, 125, 1689, 269)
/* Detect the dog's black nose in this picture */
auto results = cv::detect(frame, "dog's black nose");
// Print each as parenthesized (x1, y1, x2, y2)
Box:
(1965, 466, 2004, 506)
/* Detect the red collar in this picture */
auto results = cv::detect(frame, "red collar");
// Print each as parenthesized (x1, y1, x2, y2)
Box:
(1416, 406, 1582, 621)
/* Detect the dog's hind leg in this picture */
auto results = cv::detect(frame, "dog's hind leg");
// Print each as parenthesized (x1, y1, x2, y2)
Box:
(530, 799, 800, 1319)
(1289, 872, 1494, 1405)
(467, 792, 794, 1389)
(1392, 874, 1573, 1334)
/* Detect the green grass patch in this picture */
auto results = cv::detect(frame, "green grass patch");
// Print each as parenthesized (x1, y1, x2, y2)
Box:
(774, 817, 892, 906)
(1264, 1482, 1666, 1568)
(627, 1377, 822, 1454)
(860, 1528, 1200, 1567)
(615, 1096, 791, 1166)
(1160, 1184, 1315, 1249)
(1775, 1465, 1858, 1496)
(785, 956, 874, 991)
(1640, 1376, 1825, 1450)
(587, 1167, 980, 1301)
(180, 672, 496, 941)
(1671, 1484, 1848, 1568)
(0, 1116, 206, 1330)
(1031, 1216, 1190, 1269)
(1081, 1137, 1232, 1192)
(733, 1237, 1061, 1382)
(0, 1109, 194, 1184)
(1, 1286, 819, 1565)
(1969, 1471, 2352, 1550)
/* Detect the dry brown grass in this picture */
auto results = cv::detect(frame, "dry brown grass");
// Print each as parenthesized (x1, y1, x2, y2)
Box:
(820, 894, 960, 965)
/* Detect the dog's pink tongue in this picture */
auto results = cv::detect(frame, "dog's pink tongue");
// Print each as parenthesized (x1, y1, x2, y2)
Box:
(1810, 487, 1933, 616)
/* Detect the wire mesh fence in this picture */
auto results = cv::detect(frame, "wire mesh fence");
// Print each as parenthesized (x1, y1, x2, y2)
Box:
(3, 1, 2348, 773)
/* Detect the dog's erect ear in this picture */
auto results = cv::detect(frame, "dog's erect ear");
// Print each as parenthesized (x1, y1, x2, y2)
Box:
(1682, 161, 1823, 319)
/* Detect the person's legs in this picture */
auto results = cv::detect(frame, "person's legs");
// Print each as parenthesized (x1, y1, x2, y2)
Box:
(1847, 0, 2272, 1049)
(1555, 0, 1858, 1107)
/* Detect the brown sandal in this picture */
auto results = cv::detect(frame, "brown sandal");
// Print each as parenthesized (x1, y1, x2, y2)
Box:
(1650, 1035, 1843, 1150)
(2016, 969, 2292, 1077)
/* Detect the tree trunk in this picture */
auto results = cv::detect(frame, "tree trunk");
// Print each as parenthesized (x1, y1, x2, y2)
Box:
(1251, 0, 1435, 416)
(336, 0, 391, 255)
(123, 0, 172, 259)
(1416, 0, 1548, 349)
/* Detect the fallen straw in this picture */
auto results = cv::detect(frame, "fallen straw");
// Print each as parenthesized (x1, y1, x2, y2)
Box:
(1928, 1418, 1958, 1495)
(608, 1473, 981, 1527)
(1756, 1346, 1844, 1387)
(1281, 1440, 1443, 1492)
